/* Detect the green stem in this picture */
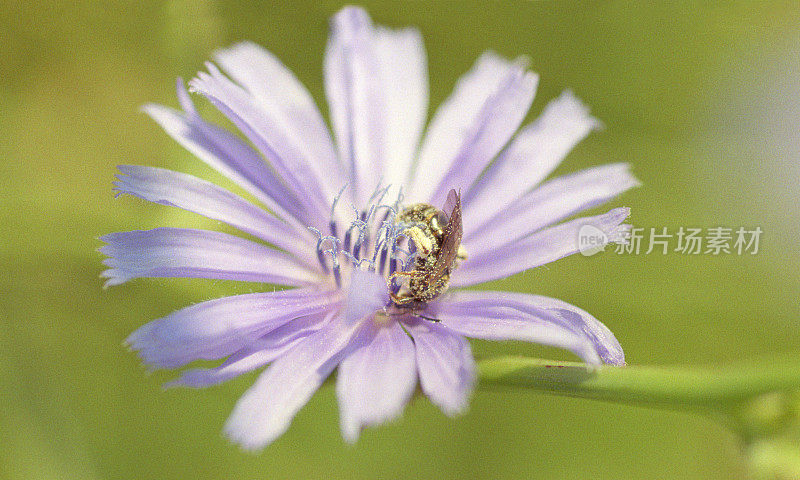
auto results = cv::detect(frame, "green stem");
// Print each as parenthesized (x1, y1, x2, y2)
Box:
(477, 354, 800, 412)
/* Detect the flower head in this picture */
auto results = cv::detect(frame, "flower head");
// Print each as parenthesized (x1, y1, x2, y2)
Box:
(102, 6, 638, 449)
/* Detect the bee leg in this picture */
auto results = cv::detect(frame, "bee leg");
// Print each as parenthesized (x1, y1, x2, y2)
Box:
(390, 291, 414, 305)
(403, 227, 434, 257)
(388, 270, 416, 305)
(414, 313, 441, 323)
(388, 270, 417, 286)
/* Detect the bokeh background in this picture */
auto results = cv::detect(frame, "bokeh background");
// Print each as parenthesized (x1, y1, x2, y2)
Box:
(3, 1, 800, 478)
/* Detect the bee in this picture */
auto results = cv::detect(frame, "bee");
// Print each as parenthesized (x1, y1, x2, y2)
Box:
(389, 189, 467, 309)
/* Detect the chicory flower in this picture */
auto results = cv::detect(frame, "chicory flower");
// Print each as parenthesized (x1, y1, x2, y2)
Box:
(102, 6, 638, 449)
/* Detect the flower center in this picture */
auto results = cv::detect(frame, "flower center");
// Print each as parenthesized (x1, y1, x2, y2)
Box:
(310, 185, 467, 307)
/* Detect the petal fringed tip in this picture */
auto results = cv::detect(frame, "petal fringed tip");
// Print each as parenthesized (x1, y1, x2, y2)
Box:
(408, 319, 476, 416)
(112, 165, 318, 267)
(430, 290, 624, 366)
(336, 321, 417, 442)
(99, 228, 320, 288)
(465, 163, 639, 254)
(164, 311, 334, 388)
(125, 289, 339, 369)
(223, 317, 364, 450)
(325, 6, 431, 206)
(454, 207, 631, 287)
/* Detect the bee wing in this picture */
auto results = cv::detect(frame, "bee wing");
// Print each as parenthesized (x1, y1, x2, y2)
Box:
(442, 188, 460, 222)
(427, 189, 463, 282)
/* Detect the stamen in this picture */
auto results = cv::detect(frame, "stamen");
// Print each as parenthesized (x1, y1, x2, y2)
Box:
(378, 247, 389, 276)
(356, 211, 369, 258)
(331, 184, 348, 217)
(343, 227, 353, 253)
(370, 238, 384, 270)
(333, 264, 342, 288)
(374, 219, 398, 276)
(312, 183, 417, 288)
(347, 209, 368, 260)
(316, 249, 329, 274)
(367, 181, 391, 207)
(308, 227, 329, 273)
(309, 226, 342, 280)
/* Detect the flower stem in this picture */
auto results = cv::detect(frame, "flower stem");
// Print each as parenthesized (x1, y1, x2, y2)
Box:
(477, 354, 800, 412)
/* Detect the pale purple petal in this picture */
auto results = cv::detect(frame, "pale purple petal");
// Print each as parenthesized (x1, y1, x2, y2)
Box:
(99, 228, 320, 287)
(505, 293, 624, 366)
(465, 164, 639, 256)
(409, 52, 536, 204)
(113, 165, 318, 267)
(224, 316, 365, 450)
(342, 268, 390, 323)
(324, 7, 389, 206)
(189, 66, 331, 228)
(373, 26, 428, 186)
(429, 290, 624, 365)
(336, 321, 417, 442)
(463, 90, 601, 232)
(166, 311, 335, 387)
(143, 81, 306, 226)
(427, 68, 537, 206)
(406, 318, 475, 416)
(431, 302, 587, 362)
(213, 42, 344, 200)
(454, 208, 630, 287)
(126, 289, 339, 369)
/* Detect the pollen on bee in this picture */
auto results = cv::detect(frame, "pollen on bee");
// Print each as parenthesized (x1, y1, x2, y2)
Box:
(389, 189, 465, 307)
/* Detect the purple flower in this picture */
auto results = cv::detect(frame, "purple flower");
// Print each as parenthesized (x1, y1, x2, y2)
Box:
(102, 6, 638, 449)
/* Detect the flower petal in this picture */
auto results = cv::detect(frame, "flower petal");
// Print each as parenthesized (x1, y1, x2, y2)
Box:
(463, 90, 601, 232)
(99, 228, 319, 287)
(125, 289, 339, 369)
(406, 318, 475, 416)
(165, 311, 335, 387)
(113, 165, 318, 267)
(326, 7, 420, 206)
(430, 290, 624, 365)
(190, 66, 331, 228)
(373, 26, 428, 187)
(342, 268, 390, 323)
(465, 163, 639, 256)
(143, 80, 306, 227)
(509, 294, 624, 366)
(454, 208, 630, 287)
(336, 321, 417, 442)
(212, 42, 344, 201)
(409, 52, 537, 204)
(224, 316, 365, 450)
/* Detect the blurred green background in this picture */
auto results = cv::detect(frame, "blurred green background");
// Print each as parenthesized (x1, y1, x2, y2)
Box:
(3, 1, 800, 478)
